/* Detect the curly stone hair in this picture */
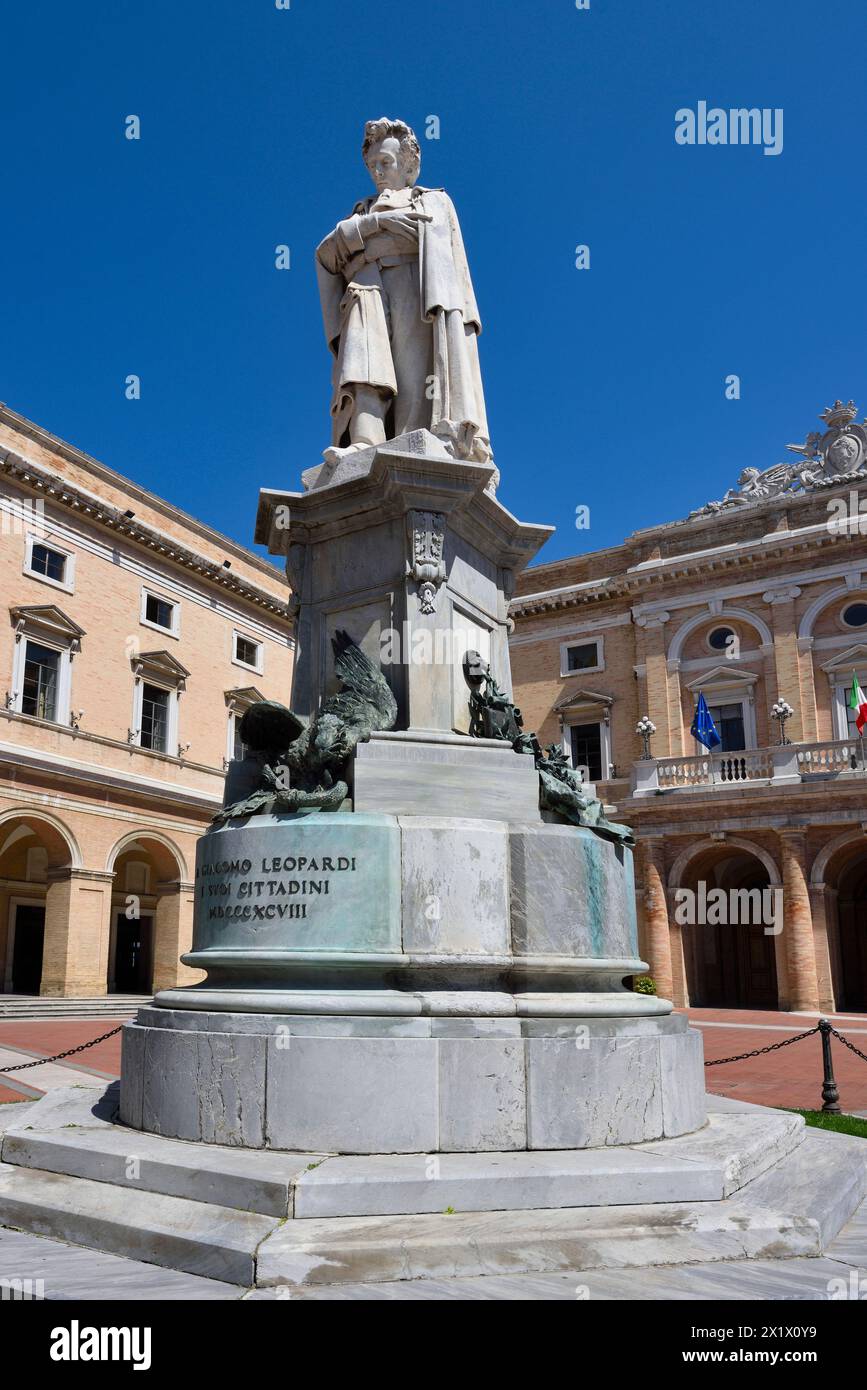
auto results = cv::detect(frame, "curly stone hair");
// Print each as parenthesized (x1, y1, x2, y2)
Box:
(362, 117, 421, 183)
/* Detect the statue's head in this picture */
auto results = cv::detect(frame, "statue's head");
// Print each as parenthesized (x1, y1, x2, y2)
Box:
(362, 118, 421, 192)
(311, 712, 351, 762)
(737, 467, 759, 485)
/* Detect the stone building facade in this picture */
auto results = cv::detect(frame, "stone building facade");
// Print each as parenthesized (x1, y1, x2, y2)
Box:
(510, 400, 867, 1014)
(0, 406, 293, 998)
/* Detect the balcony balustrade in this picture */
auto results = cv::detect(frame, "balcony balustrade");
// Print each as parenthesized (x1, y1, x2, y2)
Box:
(631, 738, 865, 795)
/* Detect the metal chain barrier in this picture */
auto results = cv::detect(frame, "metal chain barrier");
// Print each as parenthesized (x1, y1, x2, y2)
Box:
(828, 1025, 867, 1066)
(703, 1017, 867, 1115)
(704, 1024, 819, 1067)
(0, 1025, 123, 1073)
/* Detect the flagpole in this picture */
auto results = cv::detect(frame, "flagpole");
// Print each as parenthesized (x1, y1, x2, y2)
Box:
(850, 671, 867, 770)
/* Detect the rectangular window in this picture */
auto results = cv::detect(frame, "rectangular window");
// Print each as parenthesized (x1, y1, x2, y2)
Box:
(707, 702, 746, 753)
(232, 718, 247, 761)
(569, 722, 603, 781)
(21, 641, 60, 721)
(144, 593, 176, 632)
(29, 543, 67, 584)
(234, 633, 262, 669)
(565, 641, 600, 673)
(841, 685, 865, 739)
(140, 683, 170, 752)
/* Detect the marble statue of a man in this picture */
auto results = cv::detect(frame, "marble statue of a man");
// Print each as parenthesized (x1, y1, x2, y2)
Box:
(315, 118, 492, 468)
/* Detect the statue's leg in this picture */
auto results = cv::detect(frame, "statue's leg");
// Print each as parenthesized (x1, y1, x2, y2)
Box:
(349, 385, 389, 447)
(382, 264, 434, 435)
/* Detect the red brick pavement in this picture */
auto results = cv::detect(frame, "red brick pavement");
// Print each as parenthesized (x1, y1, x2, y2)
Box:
(0, 1019, 123, 1104)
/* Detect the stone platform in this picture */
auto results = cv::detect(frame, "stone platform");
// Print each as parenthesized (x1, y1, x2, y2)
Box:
(0, 1086, 865, 1291)
(120, 1009, 705, 1153)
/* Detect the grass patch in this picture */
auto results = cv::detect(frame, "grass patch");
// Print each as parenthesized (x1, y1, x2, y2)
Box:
(787, 1109, 867, 1138)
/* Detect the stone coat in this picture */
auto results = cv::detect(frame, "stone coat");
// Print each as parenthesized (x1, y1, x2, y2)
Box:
(316, 187, 491, 462)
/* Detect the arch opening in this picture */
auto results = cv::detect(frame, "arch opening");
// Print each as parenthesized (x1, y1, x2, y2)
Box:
(106, 834, 184, 996)
(0, 813, 75, 995)
(820, 838, 867, 1012)
(676, 844, 779, 1010)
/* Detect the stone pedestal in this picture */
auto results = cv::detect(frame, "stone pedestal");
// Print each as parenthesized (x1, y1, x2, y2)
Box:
(122, 800, 707, 1152)
(119, 431, 707, 1159)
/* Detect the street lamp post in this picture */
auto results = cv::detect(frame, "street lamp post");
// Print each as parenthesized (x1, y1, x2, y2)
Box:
(771, 698, 794, 746)
(636, 715, 657, 761)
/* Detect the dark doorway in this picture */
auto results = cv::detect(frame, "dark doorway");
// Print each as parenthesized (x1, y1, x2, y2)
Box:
(695, 917, 778, 1008)
(11, 904, 45, 994)
(686, 861, 778, 1009)
(836, 860, 867, 1011)
(113, 913, 153, 993)
(706, 702, 746, 753)
(569, 722, 603, 781)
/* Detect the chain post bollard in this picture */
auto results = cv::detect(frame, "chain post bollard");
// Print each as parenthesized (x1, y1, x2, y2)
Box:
(818, 1017, 842, 1114)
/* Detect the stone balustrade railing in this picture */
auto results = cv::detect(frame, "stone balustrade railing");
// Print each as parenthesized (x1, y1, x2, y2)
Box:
(796, 741, 861, 775)
(631, 738, 865, 796)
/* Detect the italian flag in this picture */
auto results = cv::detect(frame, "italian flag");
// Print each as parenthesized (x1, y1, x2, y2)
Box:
(849, 673, 867, 735)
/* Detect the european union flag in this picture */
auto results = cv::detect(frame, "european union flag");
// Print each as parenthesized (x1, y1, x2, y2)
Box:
(691, 692, 721, 750)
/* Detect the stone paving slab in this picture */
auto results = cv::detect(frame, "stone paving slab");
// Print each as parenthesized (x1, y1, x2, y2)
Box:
(0, 1227, 240, 1300)
(824, 1199, 867, 1266)
(0, 1047, 109, 1093)
(0, 1101, 36, 1134)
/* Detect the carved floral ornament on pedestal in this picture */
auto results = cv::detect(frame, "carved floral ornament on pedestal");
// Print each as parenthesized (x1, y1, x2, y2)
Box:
(406, 509, 446, 614)
(690, 398, 867, 519)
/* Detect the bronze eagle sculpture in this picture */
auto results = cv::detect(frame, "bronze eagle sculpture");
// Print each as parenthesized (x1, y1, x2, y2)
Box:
(213, 629, 397, 824)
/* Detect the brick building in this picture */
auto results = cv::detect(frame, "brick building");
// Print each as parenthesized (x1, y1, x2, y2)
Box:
(0, 406, 293, 999)
(510, 399, 867, 1014)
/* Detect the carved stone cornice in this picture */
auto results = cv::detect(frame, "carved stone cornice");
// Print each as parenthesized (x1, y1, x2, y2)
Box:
(511, 503, 867, 621)
(0, 445, 292, 621)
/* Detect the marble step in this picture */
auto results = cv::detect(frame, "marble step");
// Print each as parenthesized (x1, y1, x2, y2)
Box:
(0, 996, 149, 1020)
(2, 1087, 322, 1217)
(0, 1163, 279, 1285)
(255, 1129, 867, 1288)
(290, 1108, 803, 1218)
(0, 1101, 862, 1290)
(247, 1253, 865, 1301)
(0, 1086, 805, 1220)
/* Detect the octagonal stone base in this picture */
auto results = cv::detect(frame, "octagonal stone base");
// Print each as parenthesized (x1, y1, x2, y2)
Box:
(120, 1008, 706, 1154)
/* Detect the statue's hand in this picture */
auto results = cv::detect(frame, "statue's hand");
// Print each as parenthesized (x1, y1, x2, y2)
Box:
(375, 210, 432, 242)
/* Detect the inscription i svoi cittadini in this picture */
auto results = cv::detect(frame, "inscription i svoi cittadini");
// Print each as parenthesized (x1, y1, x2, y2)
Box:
(197, 853, 359, 922)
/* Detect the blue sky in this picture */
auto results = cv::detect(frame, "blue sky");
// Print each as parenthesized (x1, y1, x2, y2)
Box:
(3, 0, 865, 570)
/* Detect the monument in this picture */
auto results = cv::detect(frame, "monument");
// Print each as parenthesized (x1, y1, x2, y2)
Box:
(1, 122, 864, 1294)
(119, 116, 705, 1155)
